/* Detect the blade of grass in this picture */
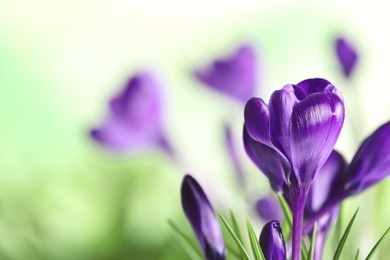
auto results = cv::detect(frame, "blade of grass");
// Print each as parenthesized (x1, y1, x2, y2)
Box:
(354, 249, 360, 260)
(168, 219, 203, 260)
(246, 219, 265, 260)
(277, 192, 292, 228)
(333, 203, 343, 251)
(332, 208, 359, 260)
(365, 226, 390, 260)
(230, 210, 244, 259)
(308, 222, 318, 260)
(218, 213, 251, 260)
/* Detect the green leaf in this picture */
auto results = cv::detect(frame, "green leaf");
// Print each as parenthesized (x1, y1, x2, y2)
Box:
(308, 222, 318, 260)
(333, 202, 343, 251)
(365, 226, 390, 260)
(230, 210, 244, 259)
(168, 219, 203, 260)
(354, 249, 360, 260)
(277, 192, 293, 228)
(218, 213, 251, 260)
(332, 208, 359, 260)
(246, 219, 265, 260)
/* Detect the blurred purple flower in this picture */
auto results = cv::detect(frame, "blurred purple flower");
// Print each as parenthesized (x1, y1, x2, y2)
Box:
(90, 72, 171, 154)
(194, 44, 258, 104)
(256, 196, 283, 223)
(244, 78, 345, 192)
(259, 220, 286, 260)
(335, 37, 358, 78)
(181, 175, 226, 260)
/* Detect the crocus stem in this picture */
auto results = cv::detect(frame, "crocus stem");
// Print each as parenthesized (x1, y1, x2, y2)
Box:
(292, 188, 306, 260)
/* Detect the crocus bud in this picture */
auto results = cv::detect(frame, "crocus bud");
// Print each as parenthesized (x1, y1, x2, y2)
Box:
(244, 78, 345, 191)
(334, 37, 358, 78)
(90, 72, 171, 154)
(334, 121, 390, 197)
(259, 220, 286, 260)
(181, 175, 226, 260)
(194, 44, 258, 104)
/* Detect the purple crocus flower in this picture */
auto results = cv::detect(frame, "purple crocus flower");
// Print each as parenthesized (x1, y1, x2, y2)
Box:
(303, 121, 390, 235)
(333, 121, 390, 198)
(335, 37, 358, 78)
(224, 124, 245, 184)
(259, 220, 286, 260)
(256, 196, 283, 223)
(181, 175, 226, 260)
(90, 72, 171, 154)
(244, 78, 345, 259)
(194, 44, 258, 104)
(244, 78, 345, 192)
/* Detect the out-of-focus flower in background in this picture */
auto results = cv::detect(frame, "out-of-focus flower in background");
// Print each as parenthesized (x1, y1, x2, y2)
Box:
(90, 72, 172, 155)
(194, 44, 258, 104)
(334, 37, 359, 78)
(181, 174, 226, 260)
(256, 196, 283, 222)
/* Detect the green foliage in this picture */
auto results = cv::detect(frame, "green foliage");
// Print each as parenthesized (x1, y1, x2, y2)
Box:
(218, 213, 251, 260)
(246, 220, 265, 260)
(333, 208, 359, 260)
(308, 222, 318, 260)
(365, 226, 390, 260)
(168, 219, 203, 260)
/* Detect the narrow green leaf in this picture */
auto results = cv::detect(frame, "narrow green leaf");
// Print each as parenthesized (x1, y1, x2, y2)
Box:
(230, 210, 244, 259)
(168, 219, 203, 260)
(365, 226, 390, 260)
(218, 213, 251, 260)
(308, 222, 318, 260)
(301, 236, 309, 260)
(332, 208, 359, 260)
(354, 249, 360, 260)
(246, 219, 265, 260)
(333, 202, 343, 251)
(277, 192, 293, 228)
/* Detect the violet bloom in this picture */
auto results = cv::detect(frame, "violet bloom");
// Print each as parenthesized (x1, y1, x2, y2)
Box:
(244, 78, 345, 192)
(194, 44, 258, 104)
(256, 196, 283, 223)
(244, 78, 345, 259)
(305, 150, 346, 260)
(259, 220, 286, 260)
(335, 37, 358, 78)
(181, 175, 226, 260)
(90, 72, 171, 154)
(333, 121, 390, 199)
(303, 121, 390, 235)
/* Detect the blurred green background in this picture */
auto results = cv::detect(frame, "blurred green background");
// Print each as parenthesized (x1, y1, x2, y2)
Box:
(1, 0, 390, 259)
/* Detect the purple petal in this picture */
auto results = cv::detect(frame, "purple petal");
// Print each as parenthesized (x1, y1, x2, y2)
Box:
(335, 37, 358, 78)
(306, 150, 346, 214)
(268, 84, 299, 159)
(181, 175, 226, 260)
(194, 44, 257, 104)
(259, 220, 286, 260)
(289, 90, 345, 186)
(256, 196, 283, 222)
(243, 127, 289, 191)
(91, 72, 170, 154)
(295, 78, 342, 100)
(244, 97, 271, 145)
(339, 121, 390, 196)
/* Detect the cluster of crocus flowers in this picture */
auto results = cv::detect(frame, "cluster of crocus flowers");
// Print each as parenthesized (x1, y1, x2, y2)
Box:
(244, 78, 390, 259)
(90, 71, 172, 155)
